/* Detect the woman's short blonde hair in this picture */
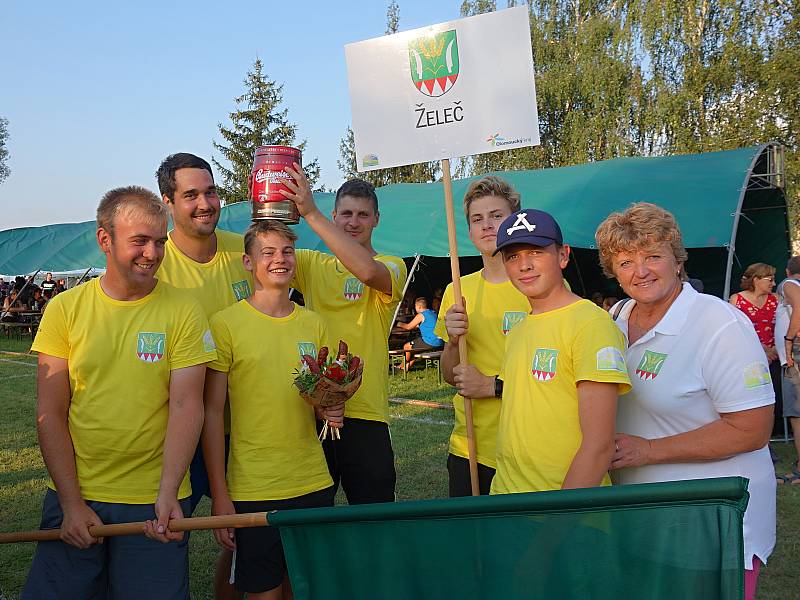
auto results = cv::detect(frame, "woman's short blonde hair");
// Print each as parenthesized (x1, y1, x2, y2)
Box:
(739, 263, 775, 291)
(595, 202, 688, 279)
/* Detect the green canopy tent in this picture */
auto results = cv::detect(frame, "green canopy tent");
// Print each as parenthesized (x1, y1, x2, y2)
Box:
(0, 144, 788, 297)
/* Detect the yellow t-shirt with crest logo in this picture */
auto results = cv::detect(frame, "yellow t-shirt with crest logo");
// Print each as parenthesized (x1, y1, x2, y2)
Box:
(292, 250, 407, 423)
(434, 271, 532, 469)
(158, 228, 252, 432)
(491, 299, 631, 495)
(209, 301, 333, 501)
(158, 228, 253, 318)
(31, 278, 216, 504)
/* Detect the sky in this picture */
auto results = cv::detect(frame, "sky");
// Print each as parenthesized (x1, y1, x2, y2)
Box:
(0, 1, 465, 230)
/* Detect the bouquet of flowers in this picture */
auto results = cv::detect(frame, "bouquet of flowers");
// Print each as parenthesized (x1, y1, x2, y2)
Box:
(293, 340, 363, 440)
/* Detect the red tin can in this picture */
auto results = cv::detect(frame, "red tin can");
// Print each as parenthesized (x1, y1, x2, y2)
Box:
(249, 145, 302, 224)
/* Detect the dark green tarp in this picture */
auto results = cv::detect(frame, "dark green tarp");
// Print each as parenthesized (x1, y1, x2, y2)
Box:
(270, 477, 748, 600)
(0, 145, 788, 296)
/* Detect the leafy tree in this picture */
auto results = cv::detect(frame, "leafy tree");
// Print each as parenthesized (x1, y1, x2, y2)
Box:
(337, 1, 440, 186)
(627, 0, 798, 229)
(460, 1, 648, 176)
(212, 59, 320, 204)
(0, 117, 9, 184)
(767, 0, 800, 232)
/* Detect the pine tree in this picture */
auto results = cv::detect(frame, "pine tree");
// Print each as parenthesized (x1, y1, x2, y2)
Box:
(0, 117, 10, 184)
(212, 59, 320, 205)
(337, 1, 440, 187)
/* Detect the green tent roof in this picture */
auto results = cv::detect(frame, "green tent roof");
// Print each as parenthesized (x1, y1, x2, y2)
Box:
(0, 144, 788, 296)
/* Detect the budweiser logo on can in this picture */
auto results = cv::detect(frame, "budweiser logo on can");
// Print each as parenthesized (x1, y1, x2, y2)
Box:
(249, 145, 302, 224)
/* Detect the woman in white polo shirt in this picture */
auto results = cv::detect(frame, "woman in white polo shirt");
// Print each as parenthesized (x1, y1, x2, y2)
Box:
(595, 202, 776, 600)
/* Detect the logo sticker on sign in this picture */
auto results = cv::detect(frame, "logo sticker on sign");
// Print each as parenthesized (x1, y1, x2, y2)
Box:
(408, 30, 459, 97)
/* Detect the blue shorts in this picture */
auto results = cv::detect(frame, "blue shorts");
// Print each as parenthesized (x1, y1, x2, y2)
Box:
(22, 489, 190, 600)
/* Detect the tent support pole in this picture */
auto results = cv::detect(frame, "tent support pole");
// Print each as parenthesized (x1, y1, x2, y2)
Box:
(441, 158, 479, 497)
(75, 267, 93, 286)
(390, 254, 422, 330)
(724, 143, 770, 298)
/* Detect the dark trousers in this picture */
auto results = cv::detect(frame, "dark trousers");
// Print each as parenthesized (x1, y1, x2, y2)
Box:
(318, 417, 396, 504)
(447, 453, 496, 497)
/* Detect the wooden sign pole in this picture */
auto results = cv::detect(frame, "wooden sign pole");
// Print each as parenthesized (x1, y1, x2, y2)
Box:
(441, 158, 479, 497)
(0, 512, 270, 544)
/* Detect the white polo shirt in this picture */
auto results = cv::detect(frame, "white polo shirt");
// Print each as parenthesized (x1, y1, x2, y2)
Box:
(613, 283, 776, 569)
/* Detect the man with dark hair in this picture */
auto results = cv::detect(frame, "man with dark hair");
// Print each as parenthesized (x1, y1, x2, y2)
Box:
(282, 166, 407, 505)
(334, 178, 379, 212)
(490, 208, 630, 494)
(41, 272, 56, 298)
(155, 152, 252, 599)
(22, 186, 215, 600)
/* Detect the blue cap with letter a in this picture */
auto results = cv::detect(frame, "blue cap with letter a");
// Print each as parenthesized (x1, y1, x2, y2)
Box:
(493, 209, 564, 256)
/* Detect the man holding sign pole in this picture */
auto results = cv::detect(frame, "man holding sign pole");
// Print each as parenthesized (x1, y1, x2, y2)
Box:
(436, 176, 532, 495)
(346, 6, 540, 494)
(281, 166, 407, 504)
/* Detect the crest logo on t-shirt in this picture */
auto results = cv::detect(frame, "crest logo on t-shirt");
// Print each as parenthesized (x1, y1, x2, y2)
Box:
(343, 277, 364, 301)
(502, 311, 527, 335)
(298, 342, 317, 359)
(743, 362, 771, 389)
(137, 332, 166, 363)
(202, 330, 216, 353)
(232, 280, 252, 301)
(531, 348, 558, 381)
(386, 261, 401, 280)
(597, 346, 626, 373)
(635, 350, 667, 380)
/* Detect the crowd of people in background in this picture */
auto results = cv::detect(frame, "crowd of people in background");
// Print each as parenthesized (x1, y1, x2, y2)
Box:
(0, 273, 66, 322)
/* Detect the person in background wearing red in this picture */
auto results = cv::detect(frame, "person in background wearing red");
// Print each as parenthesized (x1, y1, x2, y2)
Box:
(730, 263, 781, 465)
(730, 263, 779, 364)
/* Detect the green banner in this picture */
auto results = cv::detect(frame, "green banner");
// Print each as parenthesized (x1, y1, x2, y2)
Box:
(270, 478, 748, 600)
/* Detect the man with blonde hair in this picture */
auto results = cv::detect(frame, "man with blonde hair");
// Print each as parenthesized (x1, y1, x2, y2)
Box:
(437, 175, 533, 495)
(203, 219, 340, 599)
(22, 186, 216, 600)
(281, 168, 406, 505)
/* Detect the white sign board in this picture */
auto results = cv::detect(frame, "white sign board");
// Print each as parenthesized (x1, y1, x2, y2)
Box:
(345, 6, 539, 172)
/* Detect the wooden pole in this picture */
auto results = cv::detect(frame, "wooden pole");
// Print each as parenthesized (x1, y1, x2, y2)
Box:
(0, 512, 270, 544)
(441, 158, 480, 497)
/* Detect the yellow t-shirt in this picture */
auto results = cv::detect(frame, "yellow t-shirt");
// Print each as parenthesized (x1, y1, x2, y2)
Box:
(31, 278, 216, 504)
(157, 228, 253, 318)
(158, 228, 252, 432)
(491, 299, 631, 495)
(209, 301, 333, 501)
(434, 271, 532, 468)
(292, 250, 406, 423)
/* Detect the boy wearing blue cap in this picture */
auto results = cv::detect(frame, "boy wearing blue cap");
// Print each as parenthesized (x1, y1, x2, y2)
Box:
(490, 209, 632, 494)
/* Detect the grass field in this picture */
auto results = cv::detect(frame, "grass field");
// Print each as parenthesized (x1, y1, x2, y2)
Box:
(1, 338, 798, 598)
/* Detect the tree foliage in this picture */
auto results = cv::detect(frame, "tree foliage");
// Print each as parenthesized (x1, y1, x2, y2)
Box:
(213, 59, 320, 204)
(337, 1, 440, 187)
(454, 0, 799, 232)
(0, 117, 10, 184)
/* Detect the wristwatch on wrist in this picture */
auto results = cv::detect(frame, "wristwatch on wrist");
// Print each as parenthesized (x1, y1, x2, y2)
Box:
(494, 376, 504, 398)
